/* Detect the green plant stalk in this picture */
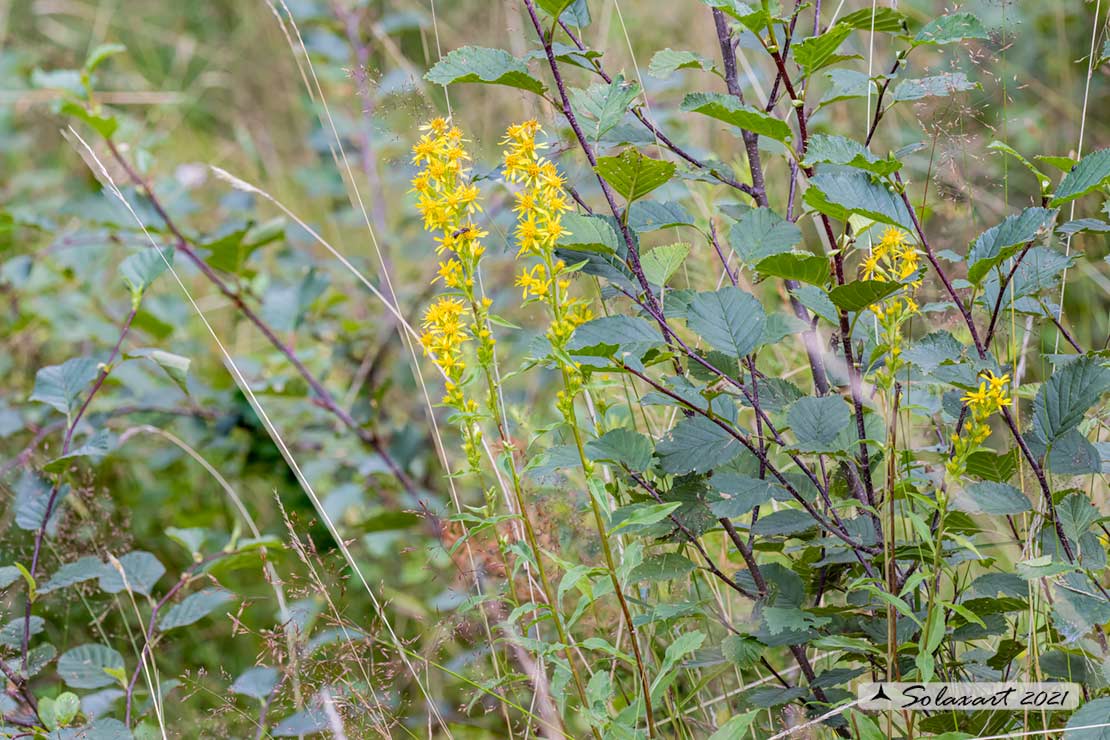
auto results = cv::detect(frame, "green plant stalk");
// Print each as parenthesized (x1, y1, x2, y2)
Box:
(462, 291, 599, 738)
(540, 250, 657, 734)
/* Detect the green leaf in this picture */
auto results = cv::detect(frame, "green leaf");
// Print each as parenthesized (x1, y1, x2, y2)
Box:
(54, 691, 81, 726)
(425, 46, 546, 95)
(708, 710, 761, 740)
(649, 48, 715, 77)
(628, 553, 697, 582)
(721, 634, 763, 668)
(85, 43, 126, 73)
(125, 348, 191, 395)
(652, 630, 706, 699)
(657, 417, 743, 474)
(119, 246, 173, 307)
(58, 644, 125, 689)
(1031, 355, 1110, 448)
(585, 428, 654, 472)
(14, 472, 67, 533)
(793, 23, 854, 75)
(30, 357, 98, 414)
(914, 13, 989, 46)
(803, 134, 900, 176)
(98, 551, 165, 596)
(752, 509, 818, 536)
(686, 287, 766, 359)
(1063, 698, 1110, 739)
(950, 482, 1032, 516)
(1057, 493, 1099, 543)
(570, 74, 640, 141)
(820, 69, 875, 106)
(892, 73, 977, 102)
(594, 148, 676, 202)
(59, 100, 118, 139)
(43, 429, 114, 472)
(1050, 148, 1110, 207)
(559, 212, 621, 251)
(756, 253, 829, 286)
(967, 207, 1057, 285)
(641, 243, 690, 285)
(728, 207, 801, 264)
(159, 588, 235, 631)
(1048, 429, 1101, 475)
(762, 606, 830, 635)
(0, 616, 43, 648)
(839, 7, 908, 33)
(965, 450, 1018, 482)
(681, 92, 792, 143)
(568, 315, 661, 359)
(536, 0, 575, 20)
(709, 473, 777, 518)
(788, 396, 851, 453)
(1053, 572, 1110, 642)
(807, 170, 914, 230)
(39, 556, 108, 594)
(827, 279, 901, 313)
(610, 502, 683, 534)
(0, 566, 21, 589)
(628, 201, 695, 231)
(231, 666, 280, 701)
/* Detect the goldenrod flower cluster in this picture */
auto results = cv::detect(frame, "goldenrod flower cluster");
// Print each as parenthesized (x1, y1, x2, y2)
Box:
(502, 120, 593, 415)
(413, 118, 494, 467)
(861, 227, 922, 385)
(946, 371, 1013, 479)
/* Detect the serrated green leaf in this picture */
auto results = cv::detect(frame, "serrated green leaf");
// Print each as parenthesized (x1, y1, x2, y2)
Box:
(1050, 148, 1110, 207)
(585, 428, 654, 472)
(807, 170, 914, 229)
(756, 253, 829, 285)
(649, 48, 715, 78)
(728, 207, 801, 263)
(159, 588, 235, 631)
(967, 207, 1057, 285)
(788, 396, 851, 453)
(892, 72, 977, 102)
(686, 287, 766, 359)
(594, 148, 676, 202)
(30, 357, 98, 414)
(1031, 355, 1109, 448)
(827, 279, 901, 312)
(628, 553, 697, 582)
(43, 429, 114, 473)
(119, 246, 173, 306)
(98, 551, 165, 596)
(709, 473, 777, 518)
(793, 23, 854, 75)
(641, 243, 690, 285)
(39, 556, 109, 594)
(568, 315, 661, 359)
(125, 347, 191, 395)
(803, 134, 900, 176)
(231, 666, 280, 701)
(58, 644, 125, 689)
(681, 92, 792, 143)
(657, 416, 742, 474)
(914, 13, 989, 46)
(950, 482, 1032, 515)
(628, 201, 695, 231)
(839, 7, 908, 33)
(425, 46, 546, 95)
(570, 74, 640, 141)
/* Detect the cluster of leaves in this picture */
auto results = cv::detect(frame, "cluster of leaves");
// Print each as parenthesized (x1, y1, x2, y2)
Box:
(1, 0, 1108, 738)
